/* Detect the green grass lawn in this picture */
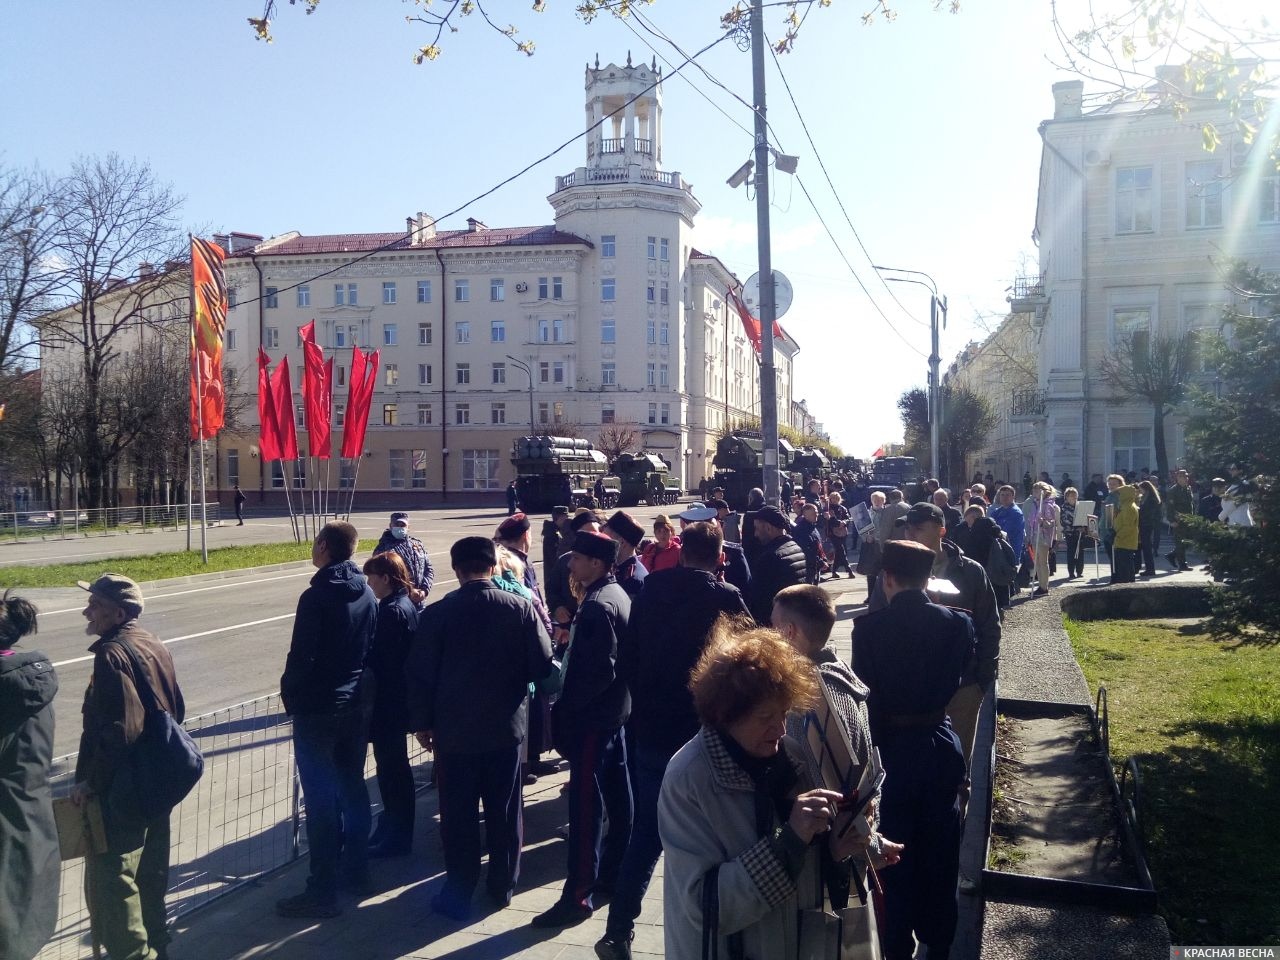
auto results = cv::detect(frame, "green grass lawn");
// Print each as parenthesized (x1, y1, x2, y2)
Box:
(1065, 617, 1280, 945)
(1, 539, 380, 588)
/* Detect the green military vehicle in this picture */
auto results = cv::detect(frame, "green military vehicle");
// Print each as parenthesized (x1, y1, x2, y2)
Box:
(711, 431, 794, 511)
(610, 452, 670, 507)
(511, 436, 609, 513)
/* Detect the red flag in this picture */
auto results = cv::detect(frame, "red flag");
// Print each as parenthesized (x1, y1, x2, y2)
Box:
(190, 237, 228, 439)
(341, 346, 379, 459)
(728, 288, 786, 357)
(275, 355, 299, 461)
(300, 321, 332, 458)
(257, 348, 284, 461)
(872, 447, 885, 459)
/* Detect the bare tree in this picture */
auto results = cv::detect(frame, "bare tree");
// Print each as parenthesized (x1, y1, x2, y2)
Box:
(1098, 331, 1198, 484)
(0, 166, 62, 374)
(596, 422, 641, 461)
(37, 155, 187, 508)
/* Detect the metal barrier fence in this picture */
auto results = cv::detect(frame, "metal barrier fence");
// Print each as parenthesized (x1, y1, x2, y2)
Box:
(38, 692, 432, 960)
(0, 503, 223, 543)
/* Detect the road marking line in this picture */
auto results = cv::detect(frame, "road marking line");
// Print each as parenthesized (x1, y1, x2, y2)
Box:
(38, 571, 315, 616)
(53, 614, 297, 668)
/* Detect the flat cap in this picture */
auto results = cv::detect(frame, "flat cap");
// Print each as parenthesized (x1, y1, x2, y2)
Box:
(754, 505, 790, 530)
(78, 573, 144, 618)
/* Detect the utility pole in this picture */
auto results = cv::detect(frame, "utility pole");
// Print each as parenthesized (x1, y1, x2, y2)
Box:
(750, 0, 780, 507)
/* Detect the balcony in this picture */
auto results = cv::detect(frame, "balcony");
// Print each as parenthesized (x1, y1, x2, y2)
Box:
(1007, 274, 1047, 314)
(1010, 387, 1046, 421)
(590, 136, 654, 158)
(555, 166, 692, 195)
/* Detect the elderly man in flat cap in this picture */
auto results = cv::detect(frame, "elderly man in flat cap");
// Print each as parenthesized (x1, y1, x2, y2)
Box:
(532, 529, 633, 929)
(73, 574, 186, 960)
(372, 511, 435, 605)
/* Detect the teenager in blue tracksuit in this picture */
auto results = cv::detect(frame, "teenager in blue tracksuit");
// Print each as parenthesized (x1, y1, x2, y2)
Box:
(853, 540, 974, 960)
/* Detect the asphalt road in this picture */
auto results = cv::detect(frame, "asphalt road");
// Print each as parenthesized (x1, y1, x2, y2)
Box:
(8, 504, 697, 758)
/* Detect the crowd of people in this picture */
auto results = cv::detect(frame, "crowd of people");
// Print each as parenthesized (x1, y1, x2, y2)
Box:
(1, 460, 1243, 960)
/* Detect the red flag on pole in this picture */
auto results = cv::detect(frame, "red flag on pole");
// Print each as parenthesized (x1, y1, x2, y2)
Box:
(257, 348, 285, 461)
(275, 354, 299, 461)
(727, 288, 787, 358)
(341, 346, 379, 459)
(300, 321, 332, 458)
(190, 237, 228, 439)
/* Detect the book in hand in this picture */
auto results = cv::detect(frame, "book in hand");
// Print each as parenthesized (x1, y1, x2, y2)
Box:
(53, 796, 107, 860)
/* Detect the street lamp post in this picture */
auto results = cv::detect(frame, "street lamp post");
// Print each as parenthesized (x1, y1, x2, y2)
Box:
(506, 355, 535, 436)
(873, 265, 948, 483)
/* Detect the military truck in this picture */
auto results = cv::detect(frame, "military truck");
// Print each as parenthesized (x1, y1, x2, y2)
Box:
(791, 446, 832, 488)
(610, 452, 670, 507)
(711, 431, 795, 510)
(511, 436, 609, 513)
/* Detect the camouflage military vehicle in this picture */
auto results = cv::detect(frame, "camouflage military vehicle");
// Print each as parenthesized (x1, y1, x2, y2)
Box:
(711, 431, 794, 511)
(511, 436, 609, 513)
(609, 452, 670, 507)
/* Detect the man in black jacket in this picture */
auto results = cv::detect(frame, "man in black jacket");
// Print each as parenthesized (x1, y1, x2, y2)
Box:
(744, 505, 808, 625)
(545, 508, 603, 640)
(534, 530, 633, 929)
(277, 522, 378, 920)
(408, 537, 553, 920)
(596, 522, 750, 959)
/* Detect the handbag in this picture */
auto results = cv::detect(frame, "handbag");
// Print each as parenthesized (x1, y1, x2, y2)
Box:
(798, 855, 883, 960)
(109, 638, 204, 821)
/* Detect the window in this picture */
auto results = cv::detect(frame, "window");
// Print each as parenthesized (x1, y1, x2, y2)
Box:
(456, 362, 471, 385)
(456, 321, 470, 343)
(455, 403, 470, 425)
(296, 328, 307, 348)
(1115, 165, 1154, 234)
(492, 362, 506, 385)
(389, 449, 427, 489)
(660, 237, 669, 261)
(601, 317, 616, 343)
(538, 401, 551, 424)
(1262, 169, 1280, 224)
(227, 450, 239, 487)
(348, 324, 361, 347)
(1181, 303, 1220, 373)
(297, 285, 310, 308)
(601, 278, 616, 302)
(491, 319, 505, 342)
(660, 402, 671, 425)
(335, 403, 345, 426)
(385, 363, 399, 386)
(226, 328, 237, 351)
(539, 361, 550, 384)
(334, 283, 345, 306)
(336, 366, 346, 387)
(418, 322, 432, 345)
(491, 402, 506, 424)
(647, 318, 656, 344)
(383, 323, 398, 346)
(554, 361, 565, 384)
(265, 327, 279, 349)
(228, 287, 237, 309)
(647, 362, 656, 386)
(383, 403, 398, 426)
(462, 449, 501, 490)
(554, 401, 564, 423)
(602, 403, 615, 424)
(648, 402, 657, 424)
(347, 283, 358, 306)
(264, 287, 278, 309)
(660, 363, 669, 387)
(417, 280, 432, 303)
(271, 462, 285, 489)
(647, 281, 656, 303)
(1113, 307, 1152, 357)
(416, 403, 433, 425)
(455, 279, 470, 302)
(553, 318, 565, 341)
(660, 321, 669, 345)
(553, 276, 563, 300)
(339, 460, 355, 489)
(647, 236, 657, 259)
(601, 235, 616, 258)
(538, 318, 552, 342)
(490, 278, 505, 301)
(660, 281, 669, 305)
(293, 454, 307, 488)
(1185, 159, 1224, 229)
(334, 326, 347, 347)
(602, 362, 617, 385)
(538, 277, 549, 300)
(383, 281, 397, 304)
(1111, 427, 1152, 473)
(418, 363, 432, 385)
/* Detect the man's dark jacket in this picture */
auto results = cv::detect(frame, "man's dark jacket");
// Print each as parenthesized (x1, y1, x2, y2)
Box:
(745, 535, 807, 625)
(720, 540, 752, 594)
(372, 530, 435, 598)
(619, 567, 749, 758)
(866, 539, 1000, 689)
(281, 560, 377, 716)
(0, 649, 59, 960)
(852, 590, 974, 743)
(554, 575, 631, 749)
(544, 538, 577, 621)
(407, 579, 552, 754)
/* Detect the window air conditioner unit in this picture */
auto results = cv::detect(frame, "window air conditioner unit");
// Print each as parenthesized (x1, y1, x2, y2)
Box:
(515, 282, 528, 293)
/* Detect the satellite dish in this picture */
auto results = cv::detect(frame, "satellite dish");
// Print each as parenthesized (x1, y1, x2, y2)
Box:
(743, 270, 794, 321)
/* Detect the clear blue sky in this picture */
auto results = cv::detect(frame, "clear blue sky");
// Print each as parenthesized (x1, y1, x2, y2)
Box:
(1, 0, 1085, 456)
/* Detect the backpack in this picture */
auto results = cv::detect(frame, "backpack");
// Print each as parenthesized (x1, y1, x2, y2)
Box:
(110, 638, 204, 820)
(985, 537, 1018, 586)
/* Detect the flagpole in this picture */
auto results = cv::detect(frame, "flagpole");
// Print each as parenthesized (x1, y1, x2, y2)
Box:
(187, 239, 196, 551)
(185, 441, 192, 549)
(278, 459, 300, 543)
(347, 455, 364, 521)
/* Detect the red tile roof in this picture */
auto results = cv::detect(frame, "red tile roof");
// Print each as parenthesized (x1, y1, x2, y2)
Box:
(231, 225, 592, 258)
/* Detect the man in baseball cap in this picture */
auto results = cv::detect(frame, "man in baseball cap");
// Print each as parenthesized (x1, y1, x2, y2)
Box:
(373, 512, 435, 604)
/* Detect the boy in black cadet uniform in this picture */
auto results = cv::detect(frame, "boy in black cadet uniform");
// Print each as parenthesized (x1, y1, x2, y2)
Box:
(603, 510, 648, 598)
(853, 540, 974, 960)
(534, 530, 633, 929)
(408, 537, 553, 920)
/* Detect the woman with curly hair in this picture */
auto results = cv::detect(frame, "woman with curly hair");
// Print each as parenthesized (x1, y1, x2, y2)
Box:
(658, 621, 866, 960)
